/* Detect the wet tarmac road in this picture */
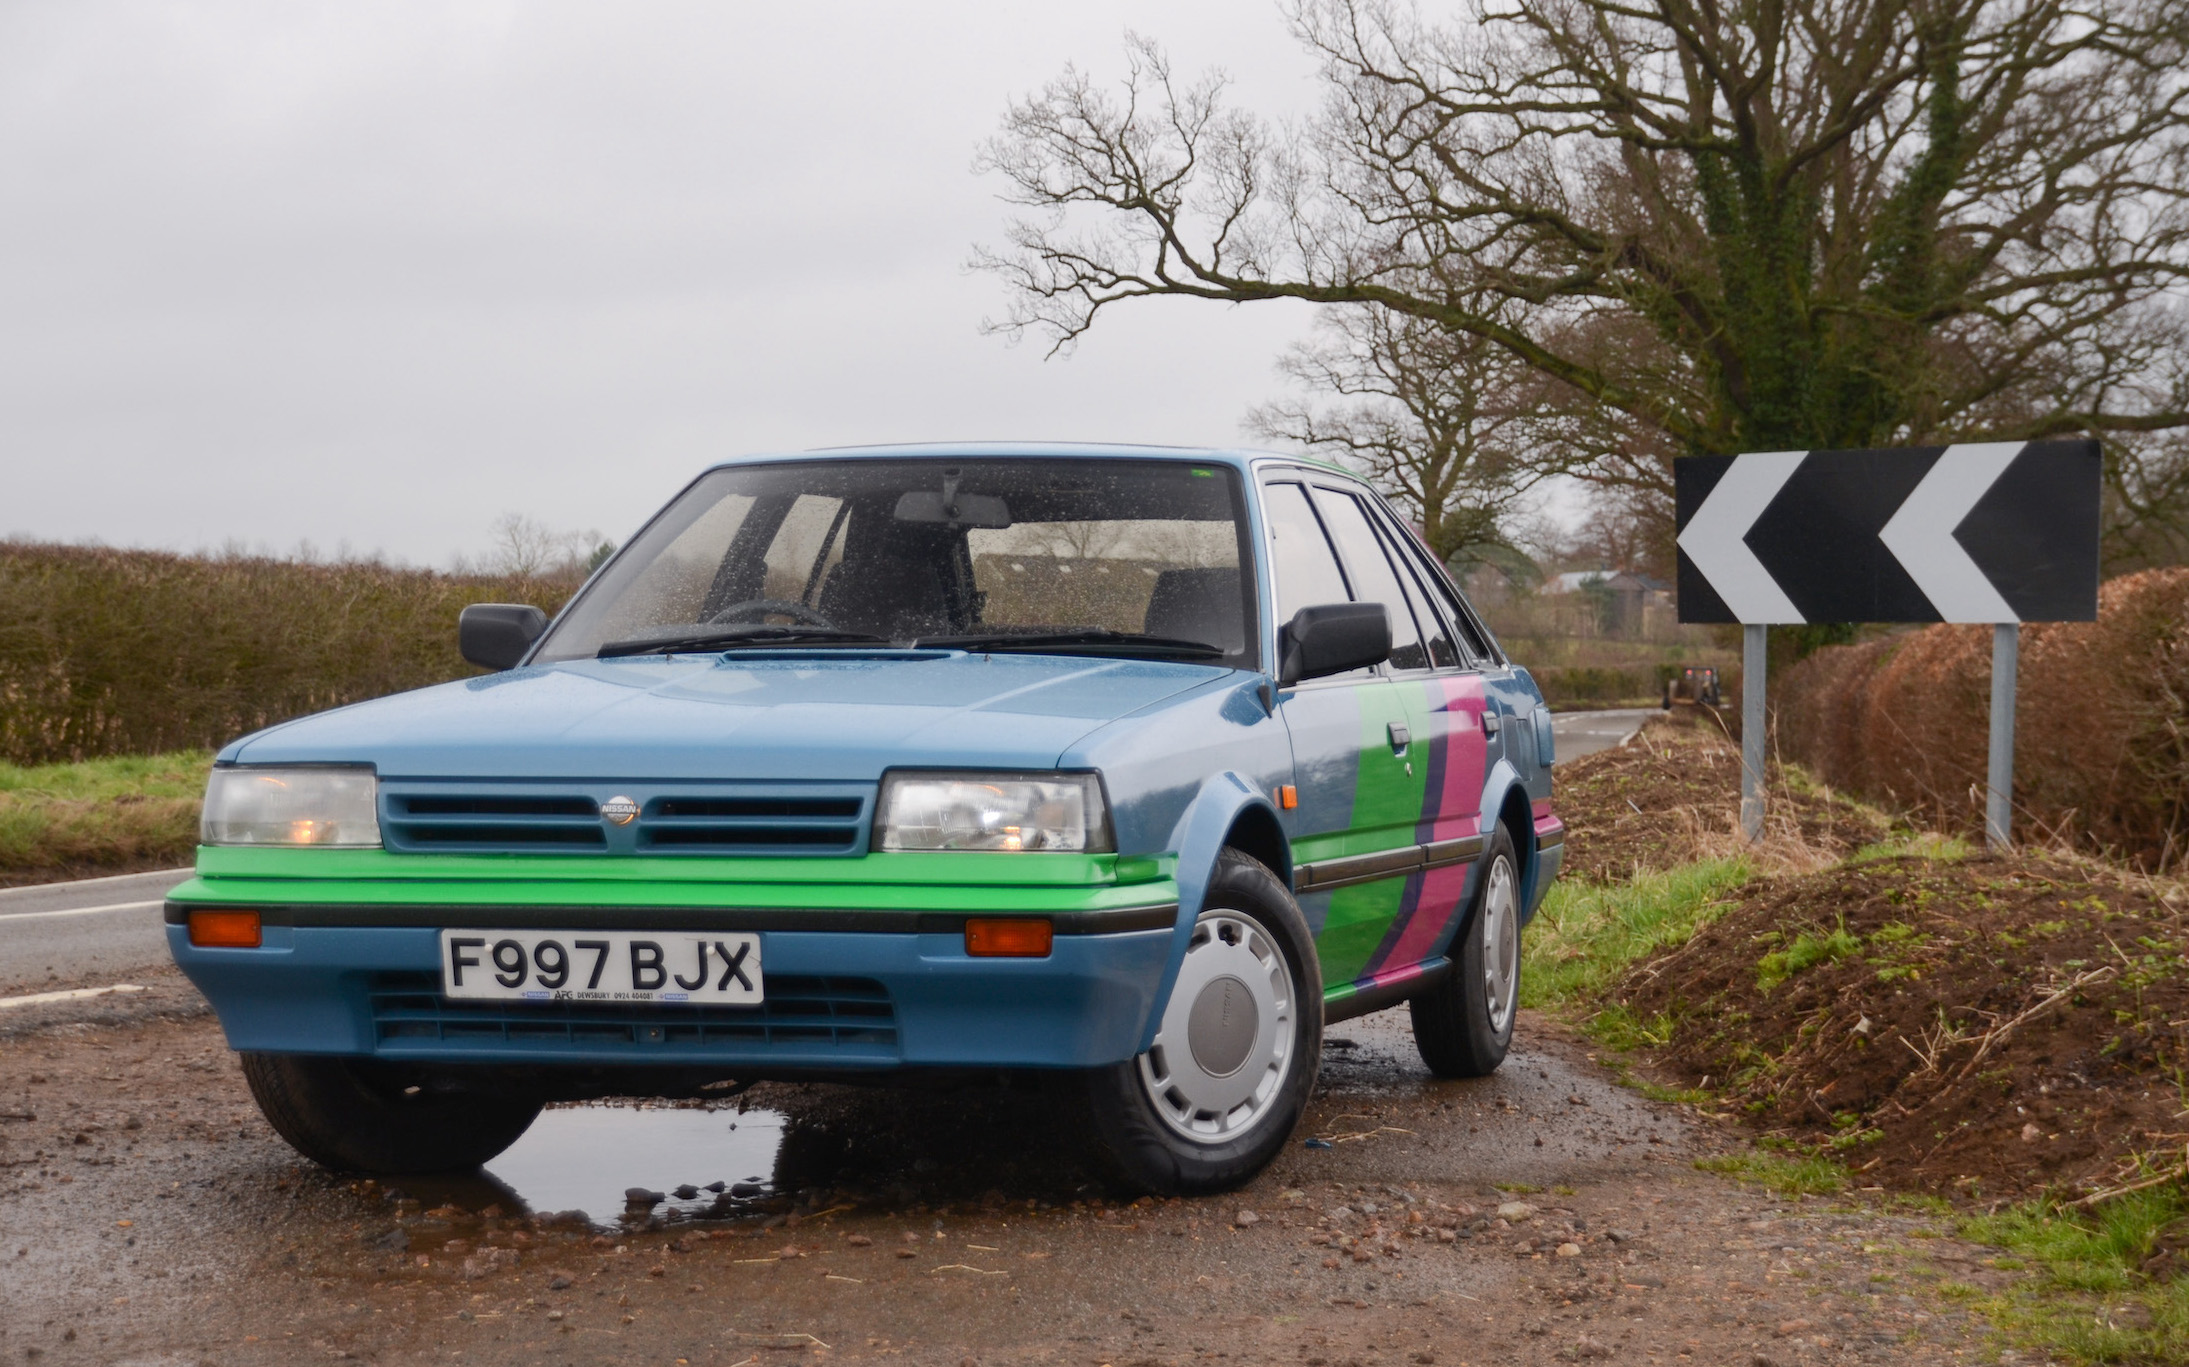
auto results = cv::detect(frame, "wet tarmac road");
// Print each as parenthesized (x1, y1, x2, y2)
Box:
(1548, 709, 1654, 765)
(1, 990, 2010, 1367)
(0, 868, 190, 999)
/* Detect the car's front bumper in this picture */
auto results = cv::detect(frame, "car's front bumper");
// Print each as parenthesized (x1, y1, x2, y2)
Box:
(166, 847, 1181, 1073)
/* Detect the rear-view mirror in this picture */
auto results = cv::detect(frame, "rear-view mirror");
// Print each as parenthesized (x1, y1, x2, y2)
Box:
(1278, 602, 1390, 687)
(460, 603, 548, 671)
(893, 490, 1012, 528)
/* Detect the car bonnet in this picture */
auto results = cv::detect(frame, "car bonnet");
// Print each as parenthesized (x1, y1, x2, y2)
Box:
(220, 651, 1233, 781)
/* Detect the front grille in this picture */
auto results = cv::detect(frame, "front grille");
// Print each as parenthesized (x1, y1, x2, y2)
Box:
(368, 973, 898, 1055)
(377, 782, 877, 856)
(640, 794, 865, 853)
(385, 794, 607, 850)
(654, 797, 865, 819)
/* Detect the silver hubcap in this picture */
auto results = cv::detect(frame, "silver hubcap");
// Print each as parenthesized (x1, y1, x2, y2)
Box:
(1480, 854, 1519, 1035)
(1137, 909, 1296, 1143)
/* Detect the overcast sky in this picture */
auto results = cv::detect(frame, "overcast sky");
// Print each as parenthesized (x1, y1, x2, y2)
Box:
(0, 2, 1322, 566)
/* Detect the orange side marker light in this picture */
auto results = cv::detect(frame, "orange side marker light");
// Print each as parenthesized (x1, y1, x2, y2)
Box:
(1277, 785, 1298, 810)
(965, 918, 1053, 958)
(188, 910, 262, 948)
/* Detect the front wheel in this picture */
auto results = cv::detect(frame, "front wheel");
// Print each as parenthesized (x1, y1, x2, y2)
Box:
(1409, 824, 1521, 1077)
(241, 1053, 543, 1174)
(1082, 849, 1321, 1195)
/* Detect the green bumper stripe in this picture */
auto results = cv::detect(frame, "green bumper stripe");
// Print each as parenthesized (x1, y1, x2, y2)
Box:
(171, 847, 1177, 916)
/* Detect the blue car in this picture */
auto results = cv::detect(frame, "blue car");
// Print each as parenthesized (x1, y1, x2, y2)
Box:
(168, 445, 1562, 1193)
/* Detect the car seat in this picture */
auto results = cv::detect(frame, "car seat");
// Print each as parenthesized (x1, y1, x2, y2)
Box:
(1143, 567, 1244, 653)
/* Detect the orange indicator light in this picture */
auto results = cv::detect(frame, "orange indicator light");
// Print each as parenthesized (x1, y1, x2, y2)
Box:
(1277, 785, 1298, 810)
(188, 910, 262, 948)
(965, 918, 1053, 958)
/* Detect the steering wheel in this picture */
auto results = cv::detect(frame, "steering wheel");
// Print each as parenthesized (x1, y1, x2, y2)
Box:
(705, 598, 839, 629)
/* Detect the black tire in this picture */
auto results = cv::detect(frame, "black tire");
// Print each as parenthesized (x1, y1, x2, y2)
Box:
(1082, 849, 1321, 1195)
(241, 1053, 543, 1174)
(1409, 824, 1521, 1078)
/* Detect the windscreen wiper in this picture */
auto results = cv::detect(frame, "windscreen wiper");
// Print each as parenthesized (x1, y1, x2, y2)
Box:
(598, 626, 888, 658)
(912, 629, 1225, 659)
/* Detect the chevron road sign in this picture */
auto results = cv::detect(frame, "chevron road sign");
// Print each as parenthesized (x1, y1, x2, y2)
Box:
(1672, 439, 2102, 853)
(1674, 439, 2101, 625)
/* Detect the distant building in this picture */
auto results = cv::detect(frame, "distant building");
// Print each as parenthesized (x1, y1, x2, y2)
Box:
(1541, 569, 1673, 636)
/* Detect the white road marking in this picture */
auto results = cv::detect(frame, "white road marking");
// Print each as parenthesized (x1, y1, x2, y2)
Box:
(0, 983, 148, 1010)
(0, 898, 164, 922)
(1675, 451, 1809, 623)
(0, 867, 190, 901)
(1877, 441, 2023, 622)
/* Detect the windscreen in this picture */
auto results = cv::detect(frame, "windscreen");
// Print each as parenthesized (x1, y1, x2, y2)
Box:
(533, 458, 1258, 668)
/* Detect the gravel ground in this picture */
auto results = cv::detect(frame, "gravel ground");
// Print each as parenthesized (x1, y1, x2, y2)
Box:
(0, 982, 2023, 1366)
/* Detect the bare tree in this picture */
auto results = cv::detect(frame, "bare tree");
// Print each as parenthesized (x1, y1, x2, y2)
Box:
(976, 1, 2189, 533)
(1247, 303, 1572, 573)
(477, 514, 607, 581)
(2104, 429, 2189, 571)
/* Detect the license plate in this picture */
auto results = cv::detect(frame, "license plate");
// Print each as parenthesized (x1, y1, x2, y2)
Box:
(437, 930, 762, 1006)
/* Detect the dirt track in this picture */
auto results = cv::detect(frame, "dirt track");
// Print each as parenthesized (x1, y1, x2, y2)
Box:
(1, 967, 2020, 1367)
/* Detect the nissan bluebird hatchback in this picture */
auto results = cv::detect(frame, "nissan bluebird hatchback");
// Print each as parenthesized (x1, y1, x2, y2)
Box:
(168, 445, 1564, 1193)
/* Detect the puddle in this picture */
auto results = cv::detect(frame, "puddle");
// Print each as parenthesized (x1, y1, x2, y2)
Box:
(462, 1103, 788, 1226)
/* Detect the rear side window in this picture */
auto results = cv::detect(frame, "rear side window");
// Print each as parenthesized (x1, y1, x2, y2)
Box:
(1377, 520, 1462, 669)
(1311, 487, 1429, 672)
(1261, 482, 1351, 620)
(1369, 501, 1496, 664)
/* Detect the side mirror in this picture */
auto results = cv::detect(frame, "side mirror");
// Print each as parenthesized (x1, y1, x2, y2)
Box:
(1277, 602, 1389, 687)
(460, 603, 548, 671)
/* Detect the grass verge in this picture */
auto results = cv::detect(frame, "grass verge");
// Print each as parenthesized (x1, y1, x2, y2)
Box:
(0, 751, 208, 882)
(1520, 856, 1752, 1010)
(1692, 1152, 1849, 1199)
(1531, 836, 2189, 1364)
(1959, 1188, 2189, 1361)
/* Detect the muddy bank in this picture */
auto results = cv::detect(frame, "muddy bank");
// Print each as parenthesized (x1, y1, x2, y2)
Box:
(1552, 714, 1893, 884)
(1614, 849, 2189, 1202)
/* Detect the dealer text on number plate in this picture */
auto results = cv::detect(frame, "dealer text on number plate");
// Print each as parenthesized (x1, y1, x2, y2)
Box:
(437, 930, 763, 1005)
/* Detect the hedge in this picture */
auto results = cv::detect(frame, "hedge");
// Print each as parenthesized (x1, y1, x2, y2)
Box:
(0, 543, 575, 764)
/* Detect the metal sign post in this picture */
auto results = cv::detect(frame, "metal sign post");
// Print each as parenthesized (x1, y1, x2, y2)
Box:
(1674, 440, 2099, 847)
(1987, 624, 2018, 850)
(1742, 624, 1766, 841)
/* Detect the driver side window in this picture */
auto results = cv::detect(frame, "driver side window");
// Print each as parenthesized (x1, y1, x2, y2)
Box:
(1261, 482, 1351, 620)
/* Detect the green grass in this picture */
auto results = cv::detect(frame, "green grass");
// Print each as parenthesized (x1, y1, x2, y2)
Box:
(1756, 919, 1863, 991)
(1849, 831, 1972, 865)
(0, 750, 208, 878)
(0, 751, 213, 802)
(1520, 856, 1753, 1008)
(1959, 1188, 2189, 1362)
(1693, 1152, 1850, 1198)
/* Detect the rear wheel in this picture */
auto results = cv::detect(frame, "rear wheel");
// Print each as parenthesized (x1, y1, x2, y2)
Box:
(1409, 825, 1521, 1077)
(241, 1053, 543, 1174)
(1083, 849, 1320, 1194)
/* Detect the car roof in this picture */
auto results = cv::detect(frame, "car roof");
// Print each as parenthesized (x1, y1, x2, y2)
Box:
(700, 441, 1359, 480)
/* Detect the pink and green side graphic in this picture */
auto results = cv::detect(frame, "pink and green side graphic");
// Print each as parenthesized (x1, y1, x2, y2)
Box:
(1316, 674, 1493, 1006)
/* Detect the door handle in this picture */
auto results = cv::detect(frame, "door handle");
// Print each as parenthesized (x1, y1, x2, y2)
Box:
(1387, 722, 1410, 754)
(1481, 711, 1501, 736)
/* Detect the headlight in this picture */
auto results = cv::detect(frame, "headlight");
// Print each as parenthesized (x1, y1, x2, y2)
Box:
(201, 767, 381, 847)
(876, 772, 1110, 852)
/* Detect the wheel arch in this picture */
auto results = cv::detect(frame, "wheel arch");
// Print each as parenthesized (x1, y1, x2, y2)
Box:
(1217, 802, 1292, 889)
(1136, 773, 1294, 1052)
(1484, 763, 1543, 926)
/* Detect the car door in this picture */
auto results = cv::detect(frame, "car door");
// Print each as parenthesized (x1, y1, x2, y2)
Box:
(1260, 477, 1421, 993)
(1354, 494, 1500, 971)
(1375, 498, 1555, 902)
(1302, 482, 1491, 992)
